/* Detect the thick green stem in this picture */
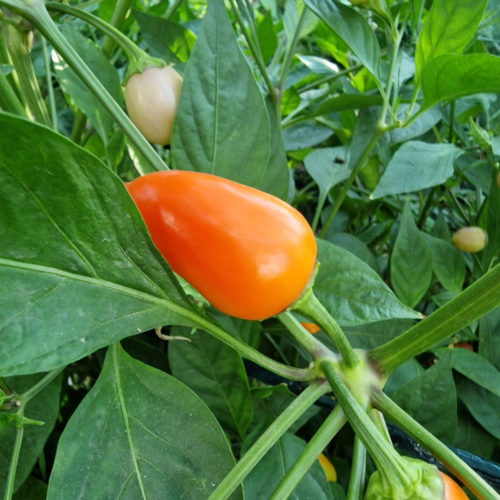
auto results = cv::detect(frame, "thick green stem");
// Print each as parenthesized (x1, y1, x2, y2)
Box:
(2, 21, 50, 125)
(3, 412, 24, 500)
(208, 381, 330, 500)
(293, 289, 359, 368)
(277, 310, 335, 360)
(346, 436, 366, 500)
(371, 264, 500, 375)
(319, 359, 409, 488)
(0, 0, 167, 172)
(371, 389, 500, 500)
(270, 405, 346, 500)
(319, 124, 385, 238)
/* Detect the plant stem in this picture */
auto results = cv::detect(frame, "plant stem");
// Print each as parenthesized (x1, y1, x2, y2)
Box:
(2, 21, 50, 125)
(100, 0, 133, 56)
(277, 310, 335, 360)
(192, 312, 311, 382)
(370, 263, 500, 375)
(319, 359, 408, 486)
(298, 64, 363, 94)
(0, 68, 25, 115)
(270, 405, 347, 500)
(346, 436, 366, 500)
(20, 367, 64, 402)
(448, 100, 456, 143)
(293, 289, 359, 368)
(208, 381, 330, 500)
(41, 37, 57, 130)
(3, 411, 24, 500)
(0, 0, 167, 172)
(371, 388, 500, 500)
(319, 124, 385, 238)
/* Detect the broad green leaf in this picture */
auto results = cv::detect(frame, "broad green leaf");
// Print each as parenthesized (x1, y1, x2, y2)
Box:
(384, 359, 424, 395)
(170, 0, 287, 199)
(168, 327, 253, 439)
(390, 202, 433, 308)
(422, 54, 500, 110)
(0, 113, 193, 376)
(0, 373, 61, 497)
(314, 239, 420, 327)
(457, 377, 500, 439)
(388, 107, 442, 144)
(243, 432, 333, 500)
(13, 477, 47, 500)
(448, 348, 500, 398)
(133, 10, 196, 63)
(343, 319, 416, 350)
(53, 25, 122, 144)
(47, 344, 242, 499)
(283, 0, 318, 43)
(371, 142, 462, 199)
(423, 234, 465, 294)
(415, 0, 487, 79)
(451, 410, 496, 459)
(392, 351, 457, 442)
(305, 0, 381, 80)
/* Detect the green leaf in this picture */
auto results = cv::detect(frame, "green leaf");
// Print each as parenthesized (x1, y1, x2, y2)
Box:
(392, 351, 457, 442)
(390, 202, 433, 308)
(312, 94, 383, 118)
(314, 239, 420, 327)
(371, 142, 462, 199)
(481, 172, 500, 269)
(0, 113, 193, 376)
(170, 0, 287, 199)
(448, 347, 500, 398)
(243, 432, 333, 500)
(304, 0, 381, 80)
(422, 234, 465, 294)
(479, 308, 500, 371)
(0, 373, 62, 497)
(47, 344, 242, 499)
(451, 409, 496, 459)
(304, 147, 350, 200)
(457, 377, 500, 439)
(53, 25, 122, 144)
(282, 122, 334, 151)
(422, 54, 500, 110)
(415, 0, 487, 80)
(256, 9, 278, 64)
(133, 10, 196, 63)
(389, 107, 442, 144)
(325, 232, 379, 272)
(168, 327, 253, 439)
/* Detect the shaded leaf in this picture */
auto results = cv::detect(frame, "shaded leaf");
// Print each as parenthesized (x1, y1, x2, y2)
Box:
(47, 344, 241, 499)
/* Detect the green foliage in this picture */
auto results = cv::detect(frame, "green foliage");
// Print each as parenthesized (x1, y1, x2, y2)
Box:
(0, 0, 499, 497)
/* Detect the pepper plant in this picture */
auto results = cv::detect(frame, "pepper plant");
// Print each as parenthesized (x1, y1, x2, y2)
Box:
(0, 0, 499, 499)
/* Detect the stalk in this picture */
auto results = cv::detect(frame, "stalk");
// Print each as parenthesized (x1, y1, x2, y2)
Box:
(208, 381, 330, 500)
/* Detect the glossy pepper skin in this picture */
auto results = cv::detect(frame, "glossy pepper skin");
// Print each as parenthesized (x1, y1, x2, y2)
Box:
(439, 471, 469, 500)
(126, 171, 317, 320)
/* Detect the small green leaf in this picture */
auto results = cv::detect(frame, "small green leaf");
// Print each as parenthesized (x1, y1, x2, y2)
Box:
(423, 234, 465, 294)
(371, 142, 462, 199)
(315, 239, 420, 326)
(457, 377, 500, 439)
(390, 202, 433, 308)
(133, 10, 196, 63)
(415, 0, 487, 80)
(47, 344, 242, 499)
(305, 0, 381, 80)
(449, 347, 500, 398)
